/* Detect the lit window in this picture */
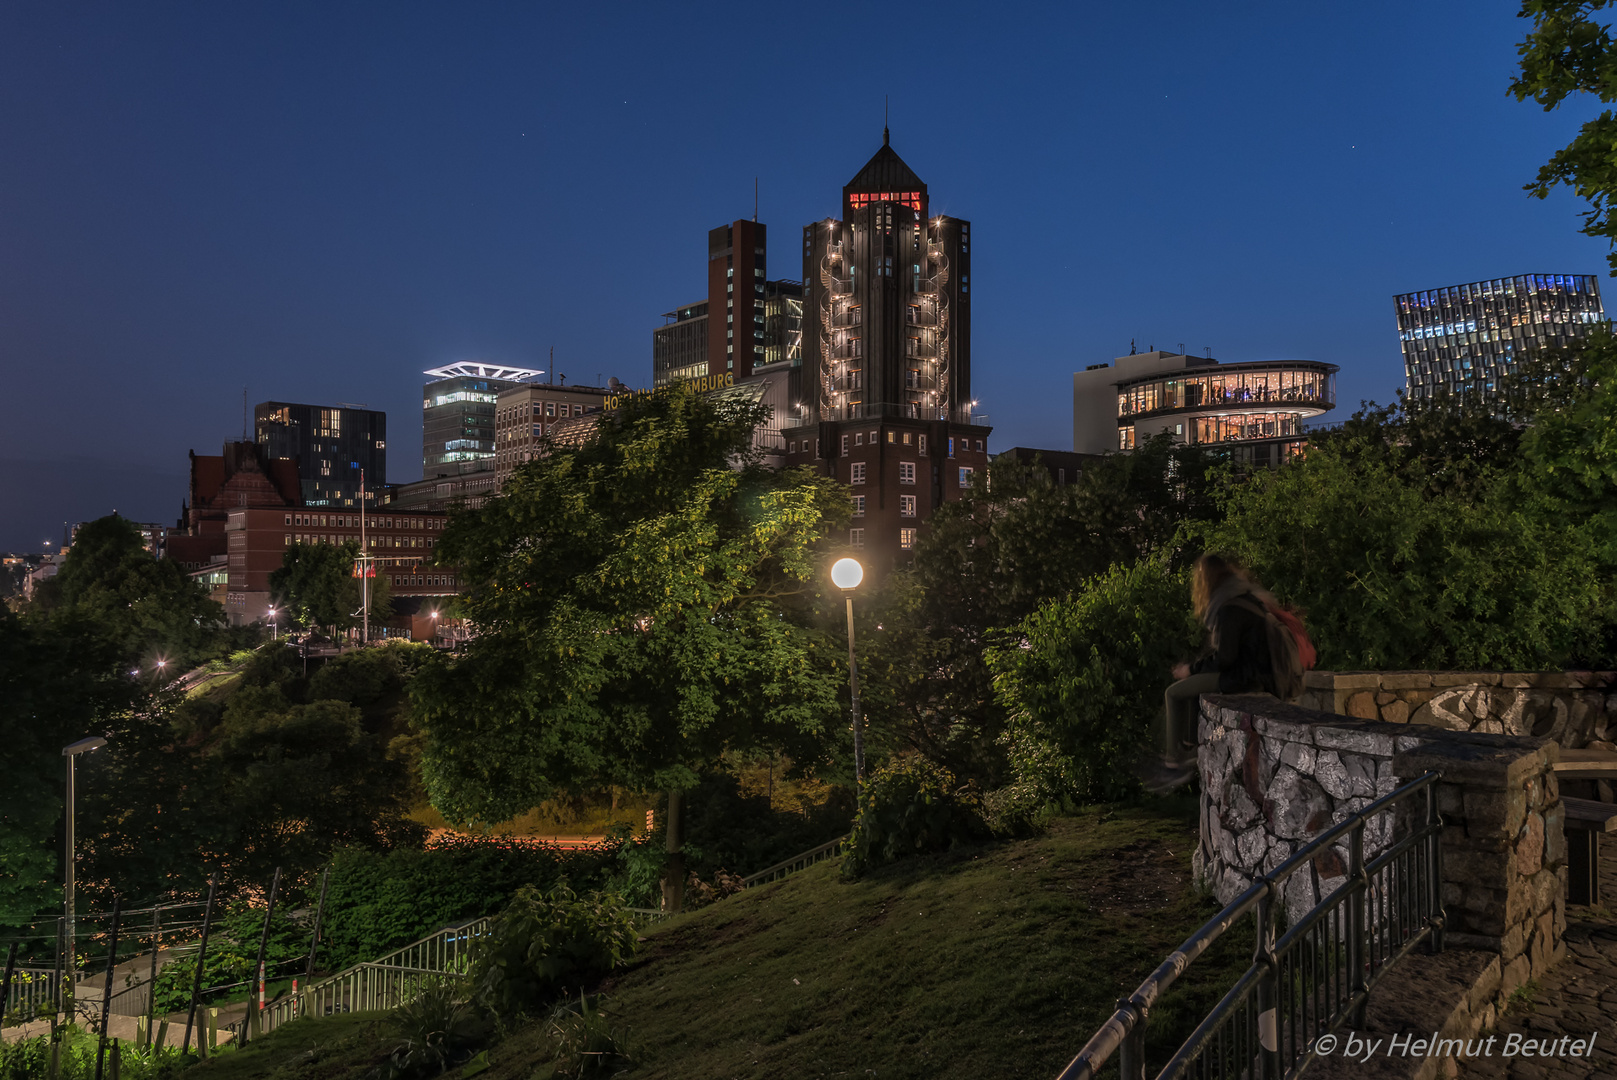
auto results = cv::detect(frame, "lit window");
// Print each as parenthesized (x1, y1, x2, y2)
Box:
(852, 495, 866, 517)
(959, 466, 974, 488)
(851, 462, 867, 485)
(918, 435, 927, 454)
(850, 528, 866, 548)
(900, 494, 916, 517)
(902, 432, 912, 445)
(899, 462, 916, 484)
(900, 528, 916, 549)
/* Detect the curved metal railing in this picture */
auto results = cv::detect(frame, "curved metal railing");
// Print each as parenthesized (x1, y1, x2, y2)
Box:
(1056, 771, 1444, 1080)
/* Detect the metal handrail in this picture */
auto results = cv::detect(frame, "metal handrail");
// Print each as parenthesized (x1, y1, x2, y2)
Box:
(740, 836, 847, 889)
(1056, 771, 1443, 1080)
(228, 916, 491, 1041)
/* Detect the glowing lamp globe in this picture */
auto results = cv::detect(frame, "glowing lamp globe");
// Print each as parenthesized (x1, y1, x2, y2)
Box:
(831, 558, 864, 590)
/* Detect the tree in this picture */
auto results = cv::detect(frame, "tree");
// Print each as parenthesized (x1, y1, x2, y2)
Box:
(858, 437, 1219, 786)
(988, 559, 1198, 806)
(1201, 404, 1610, 670)
(1512, 0, 1617, 271)
(409, 386, 848, 903)
(36, 514, 225, 670)
(0, 607, 140, 929)
(270, 541, 391, 636)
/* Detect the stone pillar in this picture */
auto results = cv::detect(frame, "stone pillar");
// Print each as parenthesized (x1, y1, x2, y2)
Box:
(1393, 739, 1566, 996)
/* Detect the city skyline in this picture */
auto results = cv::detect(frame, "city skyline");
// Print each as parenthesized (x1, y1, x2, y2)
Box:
(1, 1, 1610, 551)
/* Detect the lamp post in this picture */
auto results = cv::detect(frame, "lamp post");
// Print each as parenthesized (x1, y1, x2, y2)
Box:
(62, 736, 108, 1020)
(830, 557, 865, 785)
(267, 606, 278, 640)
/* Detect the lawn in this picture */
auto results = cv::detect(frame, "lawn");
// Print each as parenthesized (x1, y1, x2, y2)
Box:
(189, 800, 1247, 1080)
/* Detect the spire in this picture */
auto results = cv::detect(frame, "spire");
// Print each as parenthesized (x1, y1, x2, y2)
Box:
(883, 96, 889, 146)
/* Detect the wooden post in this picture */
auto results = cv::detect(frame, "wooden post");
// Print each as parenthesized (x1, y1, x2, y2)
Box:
(244, 866, 282, 1045)
(95, 896, 121, 1080)
(144, 904, 161, 1033)
(0, 941, 17, 1023)
(182, 873, 218, 1054)
(306, 867, 330, 977)
(660, 791, 685, 913)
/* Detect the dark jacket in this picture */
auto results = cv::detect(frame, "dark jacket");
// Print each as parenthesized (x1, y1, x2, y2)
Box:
(1190, 593, 1276, 695)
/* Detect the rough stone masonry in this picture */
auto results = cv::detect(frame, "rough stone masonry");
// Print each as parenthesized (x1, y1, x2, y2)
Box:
(1195, 695, 1566, 1010)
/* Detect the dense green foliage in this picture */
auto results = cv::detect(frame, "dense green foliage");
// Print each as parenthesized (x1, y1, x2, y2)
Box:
(841, 757, 988, 877)
(34, 515, 227, 670)
(857, 438, 1216, 788)
(318, 836, 623, 971)
(1203, 412, 1607, 670)
(0, 605, 142, 926)
(411, 386, 849, 823)
(989, 561, 1199, 806)
(468, 884, 639, 1020)
(0, 1026, 189, 1080)
(1512, 0, 1617, 272)
(268, 540, 392, 635)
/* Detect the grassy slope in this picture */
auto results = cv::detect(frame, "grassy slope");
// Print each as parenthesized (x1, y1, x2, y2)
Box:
(190, 802, 1248, 1080)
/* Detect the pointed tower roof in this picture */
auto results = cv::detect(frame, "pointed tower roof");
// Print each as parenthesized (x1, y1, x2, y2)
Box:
(843, 135, 926, 198)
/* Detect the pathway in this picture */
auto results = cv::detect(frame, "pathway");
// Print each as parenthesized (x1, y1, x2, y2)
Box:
(1459, 840, 1617, 1080)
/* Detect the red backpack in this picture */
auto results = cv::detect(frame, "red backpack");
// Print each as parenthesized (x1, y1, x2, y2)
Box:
(1267, 605, 1316, 672)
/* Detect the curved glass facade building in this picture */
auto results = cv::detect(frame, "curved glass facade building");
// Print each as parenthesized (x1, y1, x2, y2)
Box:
(1074, 351, 1337, 465)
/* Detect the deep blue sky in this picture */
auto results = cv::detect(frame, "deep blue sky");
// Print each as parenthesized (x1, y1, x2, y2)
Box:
(0, 1, 1606, 551)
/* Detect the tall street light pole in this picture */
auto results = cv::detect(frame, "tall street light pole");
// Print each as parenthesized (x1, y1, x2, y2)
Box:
(62, 736, 107, 1020)
(830, 558, 865, 785)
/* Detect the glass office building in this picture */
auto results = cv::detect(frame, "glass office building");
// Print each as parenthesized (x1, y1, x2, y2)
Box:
(255, 401, 386, 507)
(422, 363, 542, 478)
(1396, 274, 1605, 401)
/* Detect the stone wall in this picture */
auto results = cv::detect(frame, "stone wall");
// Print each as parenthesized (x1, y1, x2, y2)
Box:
(1297, 671, 1616, 752)
(1195, 694, 1566, 1007)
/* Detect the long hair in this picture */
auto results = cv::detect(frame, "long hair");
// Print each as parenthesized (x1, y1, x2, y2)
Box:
(1191, 553, 1243, 621)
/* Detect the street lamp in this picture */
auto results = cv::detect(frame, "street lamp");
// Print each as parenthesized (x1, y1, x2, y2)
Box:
(62, 736, 108, 1019)
(267, 606, 278, 640)
(830, 557, 866, 785)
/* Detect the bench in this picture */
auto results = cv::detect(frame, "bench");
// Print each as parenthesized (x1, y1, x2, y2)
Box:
(1563, 796, 1617, 906)
(1553, 748, 1617, 781)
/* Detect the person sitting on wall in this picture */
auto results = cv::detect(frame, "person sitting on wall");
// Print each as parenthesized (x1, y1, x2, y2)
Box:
(1144, 553, 1278, 794)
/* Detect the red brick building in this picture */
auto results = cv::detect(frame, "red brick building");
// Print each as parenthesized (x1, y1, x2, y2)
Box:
(223, 506, 458, 629)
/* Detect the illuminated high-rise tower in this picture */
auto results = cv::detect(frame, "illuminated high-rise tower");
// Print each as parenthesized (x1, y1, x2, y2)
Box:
(785, 131, 990, 566)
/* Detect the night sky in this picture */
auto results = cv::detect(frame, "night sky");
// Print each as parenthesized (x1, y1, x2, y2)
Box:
(0, 2, 1605, 552)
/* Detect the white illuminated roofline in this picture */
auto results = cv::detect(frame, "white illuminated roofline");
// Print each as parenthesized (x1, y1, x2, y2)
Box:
(423, 363, 545, 382)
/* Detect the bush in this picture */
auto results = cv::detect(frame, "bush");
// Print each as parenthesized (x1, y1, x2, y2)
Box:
(534, 995, 636, 1079)
(0, 1026, 188, 1080)
(319, 836, 622, 971)
(469, 884, 639, 1020)
(841, 757, 989, 877)
(988, 559, 1197, 806)
(385, 977, 489, 1078)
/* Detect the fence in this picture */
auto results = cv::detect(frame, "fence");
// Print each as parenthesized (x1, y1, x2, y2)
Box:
(1056, 771, 1444, 1080)
(229, 917, 490, 1042)
(740, 836, 847, 889)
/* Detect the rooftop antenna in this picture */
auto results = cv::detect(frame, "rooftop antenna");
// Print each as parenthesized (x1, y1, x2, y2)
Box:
(884, 96, 889, 146)
(754, 177, 758, 223)
(1206, 346, 1212, 359)
(549, 346, 554, 385)
(242, 388, 248, 441)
